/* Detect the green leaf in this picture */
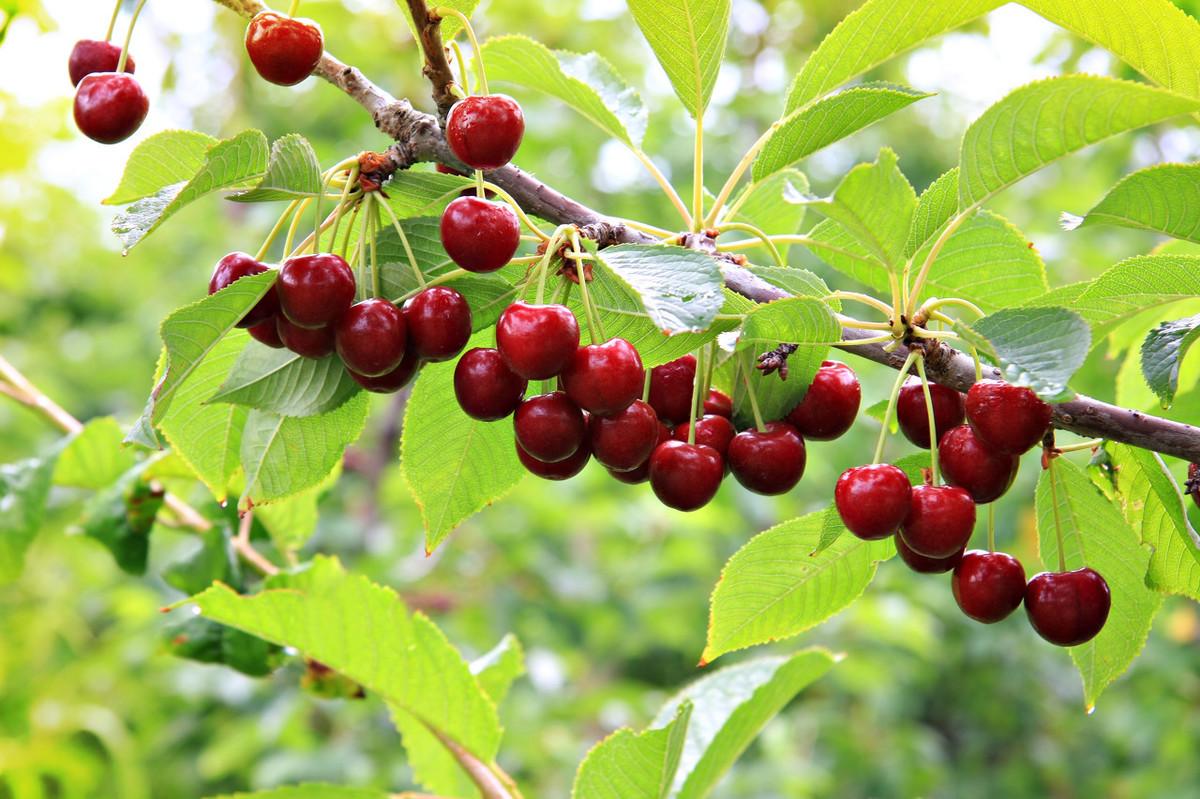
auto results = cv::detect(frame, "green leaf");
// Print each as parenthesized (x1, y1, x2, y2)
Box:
(726, 170, 808, 258)
(1062, 255, 1200, 340)
(76, 464, 164, 575)
(753, 83, 932, 181)
(470, 633, 525, 707)
(104, 129, 218, 205)
(957, 307, 1090, 401)
(230, 134, 323, 203)
(53, 417, 136, 489)
(164, 523, 244, 596)
(1140, 313, 1200, 406)
(0, 454, 58, 584)
(483, 35, 647, 147)
(211, 345, 361, 417)
(749, 265, 829, 300)
(111, 129, 269, 250)
(1061, 163, 1200, 243)
(905, 167, 960, 258)
(626, 0, 730, 118)
(1036, 460, 1161, 710)
(572, 702, 693, 799)
(594, 245, 726, 334)
(958, 76, 1200, 209)
(166, 615, 280, 677)
(204, 783, 391, 799)
(378, 171, 473, 219)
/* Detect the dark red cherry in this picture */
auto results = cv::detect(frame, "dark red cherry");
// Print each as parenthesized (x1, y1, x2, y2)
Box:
(562, 338, 645, 417)
(727, 422, 806, 495)
(1188, 463, 1200, 508)
(440, 196, 521, 273)
(896, 378, 965, 448)
(513, 391, 586, 463)
(703, 389, 733, 419)
(590, 400, 660, 472)
(402, 286, 471, 362)
(496, 302, 580, 379)
(73, 72, 148, 144)
(517, 437, 591, 481)
(69, 40, 134, 86)
(277, 253, 356, 328)
(965, 380, 1053, 455)
(896, 537, 964, 574)
(1025, 568, 1111, 646)
(647, 355, 697, 424)
(673, 414, 736, 458)
(276, 317, 335, 359)
(785, 360, 861, 441)
(445, 94, 525, 170)
(334, 299, 406, 377)
(648, 440, 724, 512)
(244, 11, 323, 86)
(952, 550, 1027, 623)
(835, 464, 912, 540)
(350, 353, 421, 394)
(454, 347, 527, 421)
(608, 422, 671, 485)
(209, 252, 279, 327)
(899, 484, 976, 559)
(939, 425, 1020, 504)
(248, 317, 285, 349)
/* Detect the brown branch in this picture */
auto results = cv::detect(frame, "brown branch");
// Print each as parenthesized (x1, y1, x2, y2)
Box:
(407, 0, 459, 118)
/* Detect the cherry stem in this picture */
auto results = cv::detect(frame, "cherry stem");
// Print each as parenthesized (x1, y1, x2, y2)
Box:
(534, 228, 565, 305)
(641, 368, 652, 403)
(987, 503, 995, 553)
(838, 316, 894, 331)
(921, 296, 985, 319)
(283, 198, 312, 257)
(571, 230, 605, 343)
(1046, 458, 1068, 572)
(104, 0, 122, 42)
(367, 204, 382, 298)
(338, 200, 363, 260)
(617, 217, 676, 239)
(326, 165, 360, 255)
(704, 119, 780, 228)
(377, 192, 427, 289)
(829, 291, 896, 320)
(630, 149, 691, 228)
(354, 204, 371, 301)
(714, 222, 784, 266)
(115, 0, 148, 74)
(236, 510, 280, 577)
(915, 354, 941, 484)
(435, 7, 488, 95)
(873, 349, 919, 465)
(481, 181, 551, 242)
(449, 40, 470, 92)
(287, 0, 300, 17)
(692, 111, 704, 232)
(392, 268, 469, 304)
(686, 350, 705, 445)
(838, 334, 897, 347)
(906, 210, 972, 320)
(740, 355, 768, 434)
(256, 199, 301, 262)
(702, 341, 718, 407)
(1055, 438, 1105, 453)
(474, 169, 486, 199)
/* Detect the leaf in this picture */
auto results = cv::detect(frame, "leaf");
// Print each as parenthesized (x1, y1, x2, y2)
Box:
(470, 633, 525, 707)
(749, 265, 829, 300)
(1140, 313, 1200, 406)
(1061, 163, 1200, 243)
(111, 129, 269, 250)
(166, 614, 280, 677)
(211, 345, 361, 417)
(230, 133, 323, 203)
(378, 171, 473, 219)
(53, 417, 136, 489)
(1036, 459, 1162, 710)
(594, 245, 726, 334)
(726, 170, 808, 258)
(957, 307, 1090, 401)
(254, 469, 337, 554)
(76, 464, 164, 575)
(164, 523, 244, 596)
(753, 83, 932, 181)
(958, 76, 1200, 210)
(104, 129, 218, 205)
(482, 35, 648, 147)
(626, 0, 730, 118)
(203, 783, 392, 799)
(572, 702, 693, 799)
(0, 454, 58, 584)
(1063, 255, 1200, 340)
(905, 167, 960, 258)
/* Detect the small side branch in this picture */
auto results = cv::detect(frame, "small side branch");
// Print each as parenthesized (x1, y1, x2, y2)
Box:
(408, 0, 459, 118)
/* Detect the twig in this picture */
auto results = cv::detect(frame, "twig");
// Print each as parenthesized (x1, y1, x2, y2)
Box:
(235, 510, 280, 576)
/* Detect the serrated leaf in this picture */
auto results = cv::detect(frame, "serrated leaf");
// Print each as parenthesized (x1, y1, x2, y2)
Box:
(957, 307, 1090, 401)
(726, 170, 808, 258)
(905, 167, 959, 258)
(76, 464, 163, 575)
(104, 129, 218, 205)
(53, 416, 136, 489)
(204, 786, 390, 799)
(749, 265, 829, 300)
(1062, 255, 1200, 341)
(1062, 163, 1200, 243)
(594, 245, 725, 334)
(470, 633, 524, 707)
(572, 702, 692, 799)
(0, 454, 58, 584)
(211, 345, 361, 417)
(230, 134, 323, 203)
(1140, 313, 1200, 406)
(379, 171, 473, 219)
(627, 0, 730, 118)
(166, 614, 280, 677)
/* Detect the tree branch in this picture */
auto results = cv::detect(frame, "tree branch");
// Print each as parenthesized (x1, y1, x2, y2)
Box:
(407, 0, 459, 118)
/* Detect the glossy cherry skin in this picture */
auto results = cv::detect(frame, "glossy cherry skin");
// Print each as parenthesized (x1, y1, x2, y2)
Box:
(562, 338, 645, 417)
(939, 425, 1020, 504)
(513, 391, 587, 463)
(835, 464, 912, 540)
(440, 196, 521, 273)
(445, 94, 525, 170)
(1025, 568, 1111, 646)
(402, 286, 471, 362)
(786, 360, 861, 441)
(608, 422, 671, 485)
(896, 537, 965, 574)
(69, 40, 134, 86)
(248, 317, 285, 349)
(590, 400, 660, 472)
(952, 550, 1027, 623)
(276, 317, 335, 359)
(899, 484, 976, 559)
(496, 302, 580, 379)
(454, 347, 527, 421)
(244, 11, 323, 86)
(966, 380, 1053, 455)
(704, 389, 733, 419)
(517, 438, 591, 481)
(277, 253, 356, 328)
(208, 252, 280, 328)
(673, 414, 736, 458)
(73, 73, 148, 144)
(727, 422, 807, 495)
(350, 353, 421, 394)
(896, 378, 965, 449)
(649, 440, 724, 511)
(647, 355, 697, 425)
(334, 299, 407, 377)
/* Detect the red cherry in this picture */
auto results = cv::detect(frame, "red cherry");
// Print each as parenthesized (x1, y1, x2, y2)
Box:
(248, 317, 285, 349)
(517, 437, 591, 481)
(277, 253, 356, 328)
(896, 378, 965, 449)
(496, 302, 580, 379)
(785, 360, 861, 441)
(350, 353, 421, 394)
(952, 550, 1027, 623)
(562, 338, 645, 417)
(648, 440, 724, 511)
(727, 422, 806, 495)
(899, 484, 976, 558)
(209, 252, 279, 328)
(402, 286, 471, 362)
(835, 464, 912, 540)
(673, 414, 736, 458)
(939, 425, 1020, 504)
(73, 72, 148, 144)
(647, 355, 697, 424)
(276, 317, 335, 359)
(965, 380, 1053, 455)
(440, 196, 521, 273)
(334, 299, 406, 377)
(703, 389, 733, 418)
(590, 400, 660, 472)
(513, 391, 586, 463)
(608, 423, 671, 485)
(69, 40, 134, 86)
(1025, 568, 1111, 646)
(445, 94, 525, 170)
(244, 11, 323, 86)
(896, 537, 965, 574)
(1188, 463, 1200, 508)
(454, 347, 527, 421)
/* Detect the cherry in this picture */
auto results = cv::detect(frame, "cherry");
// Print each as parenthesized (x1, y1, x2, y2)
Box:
(727, 422, 806, 495)
(835, 464, 912, 540)
(896, 378, 965, 449)
(1189, 463, 1200, 508)
(276, 317, 335, 359)
(952, 550, 1027, 623)
(703, 389, 733, 419)
(496, 302, 580, 379)
(965, 380, 1053, 455)
(648, 440, 724, 511)
(896, 537, 965, 574)
(454, 347, 527, 421)
(517, 437, 591, 481)
(248, 317, 285, 349)
(608, 422, 671, 485)
(939, 425, 1020, 504)
(277, 253, 356, 328)
(350, 353, 421, 394)
(69, 40, 134, 86)
(590, 400, 660, 472)
(513, 391, 587, 463)
(445, 94, 525, 170)
(673, 414, 736, 458)
(1025, 567, 1111, 646)
(440, 196, 521, 273)
(209, 252, 279, 328)
(899, 484, 976, 559)
(73, 73, 148, 144)
(647, 355, 697, 424)
(785, 360, 861, 441)
(334, 299, 406, 377)
(402, 286, 471, 362)
(562, 338, 644, 417)
(244, 11, 323, 86)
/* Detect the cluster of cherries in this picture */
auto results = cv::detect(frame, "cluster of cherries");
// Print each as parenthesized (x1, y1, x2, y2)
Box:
(835, 378, 1111, 647)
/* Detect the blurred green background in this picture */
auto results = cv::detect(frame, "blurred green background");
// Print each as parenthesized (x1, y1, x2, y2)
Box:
(2, 1, 1200, 797)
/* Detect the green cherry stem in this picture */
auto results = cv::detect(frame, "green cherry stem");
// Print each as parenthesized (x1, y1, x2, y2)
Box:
(571, 229, 605, 343)
(839, 334, 898, 347)
(376, 192, 426, 289)
(739, 352, 768, 434)
(474, 169, 486, 199)
(714, 222, 784, 266)
(1046, 457, 1068, 572)
(337, 200, 362, 260)
(392, 268, 470, 304)
(987, 503, 996, 553)
(838, 316, 895, 332)
(435, 7, 488, 94)
(104, 0, 122, 42)
(449, 40, 470, 91)
(369, 207, 382, 299)
(702, 341, 718, 406)
(287, 0, 301, 18)
(828, 291, 896, 320)
(906, 210, 972, 320)
(481, 181, 551, 241)
(115, 0, 149, 74)
(630, 149, 692, 228)
(686, 351, 705, 445)
(873, 349, 919, 464)
(283, 198, 312, 257)
(326, 165, 360, 253)
(1055, 438, 1105, 453)
(534, 228, 567, 304)
(256, 199, 301, 262)
(921, 296, 985, 319)
(692, 346, 708, 421)
(641, 367, 652, 403)
(704, 120, 781, 228)
(915, 354, 941, 484)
